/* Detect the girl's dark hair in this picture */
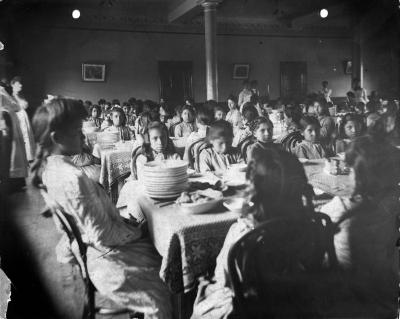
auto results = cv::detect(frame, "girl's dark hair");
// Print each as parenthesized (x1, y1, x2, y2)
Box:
(31, 98, 87, 188)
(345, 135, 400, 198)
(207, 120, 233, 142)
(10, 76, 22, 85)
(316, 100, 330, 117)
(111, 107, 127, 126)
(338, 113, 365, 139)
(89, 104, 101, 117)
(98, 98, 106, 105)
(180, 105, 195, 119)
(227, 94, 237, 103)
(249, 116, 273, 134)
(299, 115, 320, 131)
(141, 121, 176, 160)
(196, 105, 213, 126)
(242, 102, 258, 122)
(284, 106, 302, 125)
(245, 147, 314, 222)
(112, 99, 120, 106)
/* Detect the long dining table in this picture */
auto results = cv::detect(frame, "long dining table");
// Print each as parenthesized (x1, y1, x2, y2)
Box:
(116, 159, 353, 295)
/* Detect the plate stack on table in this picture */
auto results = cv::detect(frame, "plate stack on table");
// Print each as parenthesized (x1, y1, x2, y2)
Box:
(96, 132, 120, 149)
(142, 160, 189, 199)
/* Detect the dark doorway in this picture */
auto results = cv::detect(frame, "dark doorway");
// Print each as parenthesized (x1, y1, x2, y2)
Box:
(158, 61, 193, 107)
(280, 62, 307, 102)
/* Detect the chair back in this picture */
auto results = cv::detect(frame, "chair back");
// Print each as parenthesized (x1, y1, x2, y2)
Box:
(194, 140, 211, 172)
(186, 138, 206, 170)
(130, 145, 144, 180)
(237, 136, 255, 163)
(228, 213, 341, 319)
(40, 189, 95, 319)
(169, 121, 181, 137)
(280, 131, 303, 153)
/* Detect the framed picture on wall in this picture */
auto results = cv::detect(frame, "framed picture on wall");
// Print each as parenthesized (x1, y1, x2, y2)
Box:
(233, 64, 250, 79)
(82, 63, 106, 82)
(343, 60, 352, 75)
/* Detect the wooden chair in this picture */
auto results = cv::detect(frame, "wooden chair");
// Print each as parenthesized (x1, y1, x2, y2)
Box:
(129, 145, 144, 180)
(280, 131, 303, 154)
(228, 213, 344, 319)
(237, 136, 255, 164)
(193, 140, 211, 172)
(40, 190, 143, 319)
(169, 121, 181, 137)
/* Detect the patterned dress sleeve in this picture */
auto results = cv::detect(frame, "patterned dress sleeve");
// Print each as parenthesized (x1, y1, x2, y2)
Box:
(199, 148, 213, 172)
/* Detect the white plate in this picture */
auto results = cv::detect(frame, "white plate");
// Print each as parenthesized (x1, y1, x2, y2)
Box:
(225, 179, 246, 187)
(179, 198, 222, 214)
(229, 163, 247, 172)
(313, 188, 325, 196)
(223, 198, 246, 214)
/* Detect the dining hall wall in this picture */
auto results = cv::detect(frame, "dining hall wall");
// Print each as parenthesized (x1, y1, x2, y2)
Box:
(15, 26, 357, 108)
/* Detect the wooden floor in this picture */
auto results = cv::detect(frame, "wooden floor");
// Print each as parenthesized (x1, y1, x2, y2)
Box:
(1, 183, 85, 319)
(1, 182, 195, 319)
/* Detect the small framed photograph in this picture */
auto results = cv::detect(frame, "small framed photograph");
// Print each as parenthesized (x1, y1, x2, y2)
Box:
(233, 64, 250, 79)
(82, 63, 106, 82)
(343, 60, 352, 75)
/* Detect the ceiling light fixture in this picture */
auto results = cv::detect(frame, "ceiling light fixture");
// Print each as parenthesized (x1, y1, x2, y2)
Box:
(72, 9, 80, 19)
(320, 8, 328, 18)
(0, 41, 4, 51)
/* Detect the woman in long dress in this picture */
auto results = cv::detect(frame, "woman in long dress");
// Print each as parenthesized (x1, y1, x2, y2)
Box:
(31, 98, 172, 319)
(0, 80, 28, 190)
(11, 76, 36, 162)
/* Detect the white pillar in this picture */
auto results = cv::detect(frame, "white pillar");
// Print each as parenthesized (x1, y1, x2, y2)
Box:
(200, 0, 220, 101)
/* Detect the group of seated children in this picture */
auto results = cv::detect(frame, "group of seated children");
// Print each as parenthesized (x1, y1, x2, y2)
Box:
(33, 96, 400, 319)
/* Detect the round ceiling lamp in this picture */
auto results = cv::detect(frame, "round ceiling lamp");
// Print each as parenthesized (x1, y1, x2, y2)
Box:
(320, 8, 328, 18)
(72, 9, 81, 19)
(0, 41, 4, 51)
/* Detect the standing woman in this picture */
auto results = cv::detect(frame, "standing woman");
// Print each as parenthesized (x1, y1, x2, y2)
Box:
(11, 76, 36, 162)
(352, 78, 369, 104)
(0, 79, 28, 191)
(225, 95, 242, 134)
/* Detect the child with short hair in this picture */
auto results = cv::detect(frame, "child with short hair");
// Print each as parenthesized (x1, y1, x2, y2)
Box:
(88, 104, 102, 129)
(232, 102, 258, 147)
(103, 107, 134, 140)
(174, 105, 196, 138)
(294, 116, 327, 159)
(199, 120, 242, 173)
(214, 105, 227, 121)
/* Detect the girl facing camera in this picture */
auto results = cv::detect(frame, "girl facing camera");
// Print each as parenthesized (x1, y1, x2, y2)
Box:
(191, 147, 314, 318)
(335, 113, 364, 154)
(103, 107, 134, 140)
(31, 98, 172, 318)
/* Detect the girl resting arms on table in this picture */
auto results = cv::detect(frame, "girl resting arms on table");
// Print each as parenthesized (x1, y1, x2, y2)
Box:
(192, 147, 314, 318)
(31, 98, 172, 319)
(199, 120, 242, 174)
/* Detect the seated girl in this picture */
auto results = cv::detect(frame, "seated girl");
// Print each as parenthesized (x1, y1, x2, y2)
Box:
(191, 147, 314, 318)
(100, 111, 112, 130)
(315, 100, 336, 147)
(103, 107, 134, 141)
(174, 105, 196, 138)
(335, 113, 364, 154)
(199, 120, 242, 174)
(214, 105, 226, 121)
(31, 98, 172, 319)
(135, 122, 181, 180)
(88, 104, 102, 129)
(294, 116, 328, 159)
(246, 116, 278, 162)
(232, 102, 258, 147)
(320, 135, 400, 318)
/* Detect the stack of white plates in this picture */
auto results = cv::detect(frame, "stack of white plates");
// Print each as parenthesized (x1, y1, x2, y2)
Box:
(143, 160, 188, 198)
(97, 132, 120, 149)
